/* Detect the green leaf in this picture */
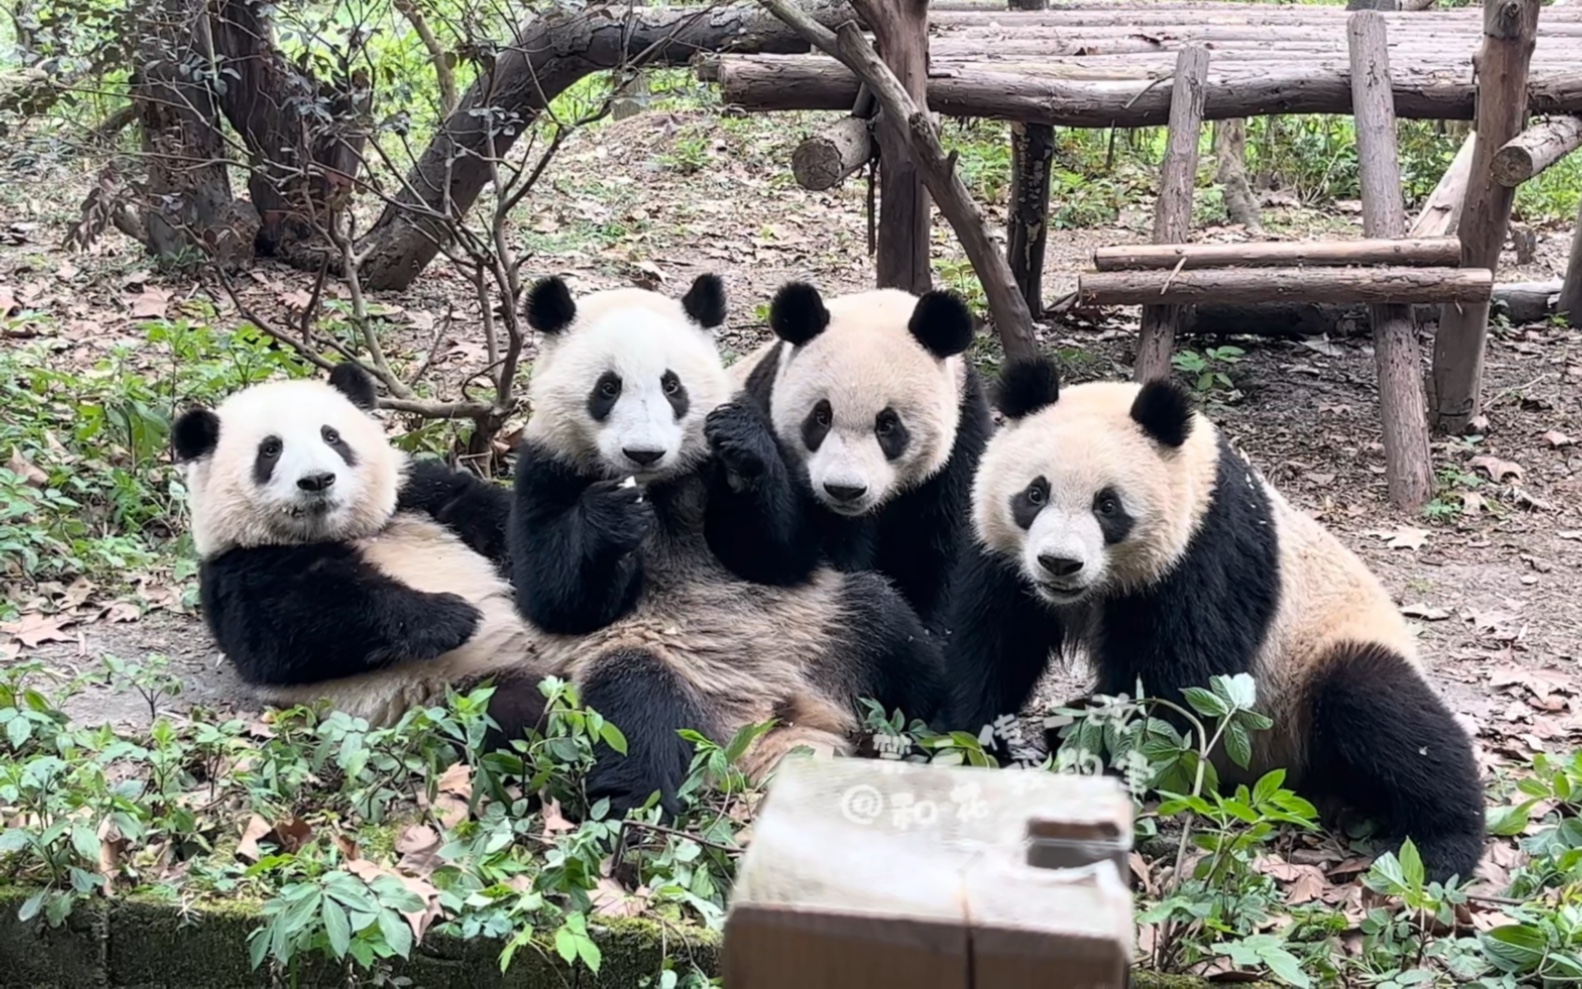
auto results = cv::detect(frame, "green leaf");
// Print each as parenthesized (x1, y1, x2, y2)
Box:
(554, 924, 578, 965)
(1486, 799, 1536, 837)
(1481, 924, 1548, 974)
(322, 899, 351, 959)
(1259, 944, 1313, 988)
(6, 716, 31, 749)
(1182, 687, 1227, 718)
(17, 891, 45, 923)
(1363, 851, 1408, 896)
(1223, 721, 1252, 769)
(1252, 769, 1287, 806)
(377, 907, 413, 958)
(247, 930, 270, 971)
(1213, 673, 1258, 711)
(599, 721, 628, 756)
(577, 935, 602, 973)
(0, 829, 28, 854)
(70, 826, 99, 863)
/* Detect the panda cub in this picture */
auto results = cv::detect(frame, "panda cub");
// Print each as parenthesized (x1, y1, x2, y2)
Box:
(174, 363, 549, 737)
(728, 282, 994, 628)
(509, 274, 947, 814)
(944, 357, 1485, 883)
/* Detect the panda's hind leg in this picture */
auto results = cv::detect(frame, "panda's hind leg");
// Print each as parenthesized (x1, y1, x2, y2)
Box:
(1304, 642, 1486, 884)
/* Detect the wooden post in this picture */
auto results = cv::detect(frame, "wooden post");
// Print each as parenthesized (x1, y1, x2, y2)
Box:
(1133, 44, 1210, 383)
(860, 0, 933, 294)
(1491, 115, 1582, 186)
(1348, 10, 1434, 509)
(1408, 133, 1476, 237)
(1007, 122, 1055, 315)
(1560, 200, 1582, 322)
(1430, 0, 1542, 433)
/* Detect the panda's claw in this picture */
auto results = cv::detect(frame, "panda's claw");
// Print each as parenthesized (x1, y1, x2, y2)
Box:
(705, 400, 776, 484)
(405, 592, 483, 658)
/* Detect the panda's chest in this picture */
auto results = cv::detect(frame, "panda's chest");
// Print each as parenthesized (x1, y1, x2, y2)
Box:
(356, 514, 509, 602)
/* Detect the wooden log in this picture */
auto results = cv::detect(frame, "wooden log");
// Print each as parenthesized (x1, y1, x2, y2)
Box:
(1349, 9, 1433, 509)
(1007, 122, 1055, 314)
(1561, 201, 1582, 322)
(755, 0, 1039, 361)
(1491, 114, 1582, 186)
(1409, 132, 1475, 237)
(1432, 0, 1542, 434)
(1134, 45, 1209, 383)
(863, 0, 932, 294)
(710, 57, 1582, 123)
(1178, 281, 1561, 338)
(792, 115, 874, 190)
(1092, 236, 1461, 271)
(1080, 266, 1494, 305)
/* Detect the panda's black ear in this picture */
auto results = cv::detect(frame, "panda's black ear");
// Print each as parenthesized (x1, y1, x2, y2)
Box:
(525, 276, 577, 335)
(768, 281, 829, 346)
(908, 290, 975, 359)
(329, 363, 378, 410)
(172, 407, 220, 462)
(681, 273, 727, 329)
(995, 357, 1060, 421)
(1131, 380, 1195, 448)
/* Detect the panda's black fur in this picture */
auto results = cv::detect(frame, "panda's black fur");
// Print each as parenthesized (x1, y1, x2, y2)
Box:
(731, 283, 995, 629)
(943, 357, 1486, 883)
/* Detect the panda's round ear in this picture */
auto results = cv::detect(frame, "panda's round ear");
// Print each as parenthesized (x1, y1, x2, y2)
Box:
(329, 363, 378, 411)
(1131, 380, 1195, 448)
(995, 357, 1060, 421)
(525, 276, 577, 335)
(908, 290, 975, 359)
(768, 281, 829, 346)
(681, 273, 727, 329)
(173, 407, 220, 462)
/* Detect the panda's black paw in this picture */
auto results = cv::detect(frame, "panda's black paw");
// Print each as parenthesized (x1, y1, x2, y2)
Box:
(410, 592, 482, 657)
(705, 400, 777, 488)
(582, 479, 655, 555)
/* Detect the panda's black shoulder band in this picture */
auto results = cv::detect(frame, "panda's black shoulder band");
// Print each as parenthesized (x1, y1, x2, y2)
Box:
(768, 281, 829, 346)
(1131, 380, 1194, 448)
(329, 363, 378, 410)
(909, 290, 975, 359)
(173, 407, 221, 461)
(525, 276, 577, 335)
(994, 357, 1060, 421)
(681, 273, 727, 329)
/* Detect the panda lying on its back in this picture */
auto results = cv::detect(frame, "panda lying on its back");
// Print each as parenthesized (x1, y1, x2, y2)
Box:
(727, 282, 994, 629)
(944, 357, 1485, 883)
(506, 274, 947, 815)
(174, 363, 550, 739)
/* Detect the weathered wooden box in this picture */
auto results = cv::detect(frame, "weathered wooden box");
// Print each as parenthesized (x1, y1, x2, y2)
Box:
(724, 757, 1133, 989)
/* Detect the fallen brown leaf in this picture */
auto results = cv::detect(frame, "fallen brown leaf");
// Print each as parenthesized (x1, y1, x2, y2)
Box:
(1380, 526, 1430, 551)
(1, 612, 76, 648)
(236, 814, 272, 862)
(541, 798, 576, 834)
(129, 285, 170, 320)
(1543, 430, 1574, 449)
(1469, 454, 1523, 483)
(395, 824, 442, 877)
(7, 447, 46, 487)
(590, 877, 647, 918)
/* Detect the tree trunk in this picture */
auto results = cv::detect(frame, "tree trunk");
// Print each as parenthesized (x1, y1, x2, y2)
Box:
(1491, 114, 1582, 186)
(1081, 266, 1493, 305)
(858, 0, 932, 294)
(357, 1, 854, 291)
(1007, 122, 1054, 314)
(1432, 0, 1542, 433)
(1092, 236, 1461, 270)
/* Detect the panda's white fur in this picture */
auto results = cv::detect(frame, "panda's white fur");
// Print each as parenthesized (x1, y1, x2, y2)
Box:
(945, 358, 1486, 883)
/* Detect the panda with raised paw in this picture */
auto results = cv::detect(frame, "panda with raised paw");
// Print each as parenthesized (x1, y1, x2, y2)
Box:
(508, 273, 947, 814)
(943, 356, 1486, 883)
(726, 282, 995, 629)
(173, 363, 552, 740)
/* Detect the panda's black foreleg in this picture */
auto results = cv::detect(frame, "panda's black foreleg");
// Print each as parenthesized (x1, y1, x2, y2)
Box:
(398, 459, 514, 568)
(1305, 642, 1486, 885)
(577, 649, 716, 820)
(702, 398, 823, 587)
(828, 572, 949, 726)
(509, 443, 651, 634)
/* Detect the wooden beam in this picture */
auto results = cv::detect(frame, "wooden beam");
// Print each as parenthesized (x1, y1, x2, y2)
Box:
(1409, 133, 1476, 237)
(862, 0, 932, 293)
(1092, 236, 1461, 271)
(1431, 0, 1542, 433)
(753, 0, 1038, 361)
(1134, 44, 1209, 384)
(1080, 266, 1494, 306)
(1180, 281, 1562, 338)
(1491, 114, 1582, 186)
(1007, 122, 1055, 314)
(1349, 9, 1433, 509)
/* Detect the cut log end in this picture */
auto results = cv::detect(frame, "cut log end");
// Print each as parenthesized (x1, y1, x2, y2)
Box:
(791, 115, 874, 191)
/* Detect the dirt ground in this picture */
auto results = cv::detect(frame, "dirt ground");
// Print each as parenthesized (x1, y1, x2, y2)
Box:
(3, 107, 1579, 791)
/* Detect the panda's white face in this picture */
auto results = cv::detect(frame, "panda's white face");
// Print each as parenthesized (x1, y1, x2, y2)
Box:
(973, 381, 1218, 605)
(768, 289, 966, 518)
(180, 378, 401, 557)
(526, 287, 731, 481)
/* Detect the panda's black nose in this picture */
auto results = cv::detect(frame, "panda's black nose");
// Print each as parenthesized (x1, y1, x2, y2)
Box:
(298, 471, 336, 492)
(623, 447, 665, 467)
(1038, 554, 1084, 578)
(823, 482, 868, 503)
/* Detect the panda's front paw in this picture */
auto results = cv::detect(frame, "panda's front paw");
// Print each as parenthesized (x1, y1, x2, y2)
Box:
(705, 400, 778, 489)
(582, 479, 655, 556)
(409, 592, 482, 658)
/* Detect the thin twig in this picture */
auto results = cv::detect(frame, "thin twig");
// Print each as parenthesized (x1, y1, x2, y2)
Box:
(620, 819, 743, 856)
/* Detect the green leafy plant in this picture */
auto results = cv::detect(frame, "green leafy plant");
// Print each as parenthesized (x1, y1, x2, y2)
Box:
(1171, 346, 1244, 397)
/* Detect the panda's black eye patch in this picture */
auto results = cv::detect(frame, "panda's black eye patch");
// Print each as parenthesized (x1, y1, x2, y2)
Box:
(253, 435, 283, 485)
(802, 399, 833, 452)
(1011, 476, 1048, 530)
(874, 407, 910, 461)
(321, 424, 358, 467)
(588, 371, 622, 422)
(1093, 486, 1134, 544)
(660, 370, 689, 420)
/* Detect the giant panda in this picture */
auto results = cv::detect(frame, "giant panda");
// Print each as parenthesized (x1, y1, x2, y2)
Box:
(173, 363, 552, 740)
(507, 273, 948, 814)
(727, 282, 994, 629)
(942, 356, 1486, 883)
